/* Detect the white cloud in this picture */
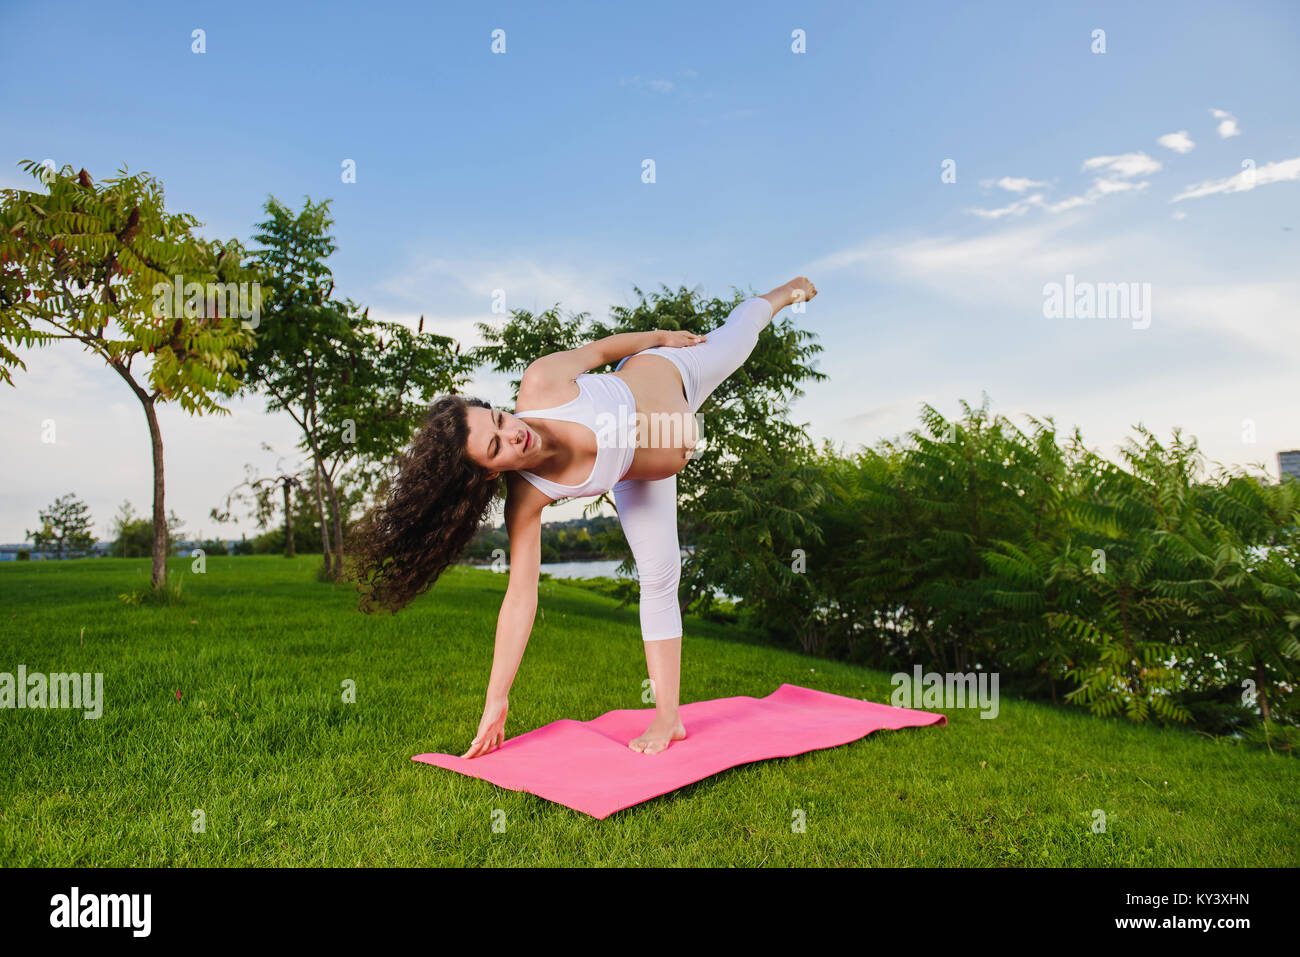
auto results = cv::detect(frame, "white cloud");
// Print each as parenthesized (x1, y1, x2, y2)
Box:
(1158, 131, 1195, 154)
(1081, 152, 1162, 178)
(807, 215, 1113, 308)
(1211, 108, 1241, 139)
(969, 152, 1163, 217)
(1092, 178, 1149, 195)
(967, 193, 1044, 219)
(1043, 194, 1092, 213)
(1171, 156, 1300, 202)
(993, 176, 1048, 193)
(969, 177, 1150, 218)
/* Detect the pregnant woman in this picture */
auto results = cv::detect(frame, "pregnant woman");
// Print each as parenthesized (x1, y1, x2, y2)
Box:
(350, 277, 817, 756)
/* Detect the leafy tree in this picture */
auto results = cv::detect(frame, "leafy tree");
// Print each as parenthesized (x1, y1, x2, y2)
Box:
(196, 537, 230, 556)
(0, 161, 257, 589)
(1045, 429, 1204, 724)
(780, 398, 1297, 736)
(109, 499, 185, 558)
(209, 454, 310, 557)
(238, 197, 476, 579)
(26, 492, 96, 558)
(1169, 465, 1300, 744)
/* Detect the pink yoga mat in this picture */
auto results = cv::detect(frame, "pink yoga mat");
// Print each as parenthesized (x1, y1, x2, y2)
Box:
(412, 683, 946, 819)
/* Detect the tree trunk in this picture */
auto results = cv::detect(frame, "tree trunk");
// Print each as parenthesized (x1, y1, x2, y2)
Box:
(322, 467, 345, 579)
(678, 584, 703, 617)
(313, 457, 332, 573)
(106, 358, 167, 588)
(143, 395, 167, 589)
(1254, 659, 1272, 723)
(283, 480, 296, 558)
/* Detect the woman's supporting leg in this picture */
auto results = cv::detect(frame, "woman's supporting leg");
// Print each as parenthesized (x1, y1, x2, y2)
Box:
(612, 472, 688, 753)
(637, 635, 684, 753)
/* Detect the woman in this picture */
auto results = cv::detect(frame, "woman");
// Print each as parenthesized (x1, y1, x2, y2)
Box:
(350, 277, 817, 756)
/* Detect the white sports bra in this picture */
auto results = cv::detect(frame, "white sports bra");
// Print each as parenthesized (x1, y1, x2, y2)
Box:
(515, 374, 639, 500)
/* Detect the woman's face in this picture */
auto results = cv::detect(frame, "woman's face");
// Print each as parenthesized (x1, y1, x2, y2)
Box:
(465, 405, 539, 479)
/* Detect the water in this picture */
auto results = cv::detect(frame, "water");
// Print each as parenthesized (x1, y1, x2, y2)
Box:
(461, 553, 738, 601)
(538, 559, 633, 580)
(458, 558, 634, 579)
(540, 557, 738, 602)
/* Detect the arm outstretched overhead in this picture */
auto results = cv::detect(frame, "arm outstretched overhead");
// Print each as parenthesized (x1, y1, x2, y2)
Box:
(522, 278, 815, 387)
(525, 329, 704, 383)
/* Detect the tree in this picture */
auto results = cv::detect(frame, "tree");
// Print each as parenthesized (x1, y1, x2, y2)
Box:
(1168, 465, 1300, 741)
(238, 197, 477, 579)
(110, 499, 138, 558)
(109, 499, 185, 558)
(209, 450, 308, 558)
(0, 161, 259, 589)
(26, 492, 96, 559)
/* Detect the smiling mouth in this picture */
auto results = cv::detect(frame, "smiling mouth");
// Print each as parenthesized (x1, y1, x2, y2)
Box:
(524, 429, 532, 451)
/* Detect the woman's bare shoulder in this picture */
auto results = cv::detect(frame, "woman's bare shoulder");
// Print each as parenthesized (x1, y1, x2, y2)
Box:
(515, 365, 581, 413)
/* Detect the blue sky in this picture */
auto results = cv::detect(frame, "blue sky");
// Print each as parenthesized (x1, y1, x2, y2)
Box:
(2, 0, 1298, 538)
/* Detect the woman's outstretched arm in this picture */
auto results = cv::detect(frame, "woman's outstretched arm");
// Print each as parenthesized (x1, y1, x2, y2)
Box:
(463, 475, 548, 758)
(525, 329, 704, 383)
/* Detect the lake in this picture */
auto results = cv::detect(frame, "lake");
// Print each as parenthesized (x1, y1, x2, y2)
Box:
(539, 559, 632, 580)
(459, 558, 633, 580)
(460, 550, 739, 601)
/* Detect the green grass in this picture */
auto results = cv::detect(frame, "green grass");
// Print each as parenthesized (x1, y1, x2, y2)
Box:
(1, 555, 1296, 866)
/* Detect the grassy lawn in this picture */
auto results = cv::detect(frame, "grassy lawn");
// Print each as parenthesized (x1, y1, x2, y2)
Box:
(1, 555, 1295, 866)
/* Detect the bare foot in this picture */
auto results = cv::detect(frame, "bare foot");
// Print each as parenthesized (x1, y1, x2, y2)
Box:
(628, 714, 687, 754)
(781, 276, 817, 306)
(761, 277, 818, 315)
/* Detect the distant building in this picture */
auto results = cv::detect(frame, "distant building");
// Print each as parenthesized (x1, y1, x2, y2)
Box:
(0, 539, 242, 561)
(0, 541, 104, 561)
(1281, 450, 1300, 484)
(0, 544, 46, 561)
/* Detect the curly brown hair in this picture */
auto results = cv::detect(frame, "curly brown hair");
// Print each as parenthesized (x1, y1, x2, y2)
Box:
(347, 395, 502, 613)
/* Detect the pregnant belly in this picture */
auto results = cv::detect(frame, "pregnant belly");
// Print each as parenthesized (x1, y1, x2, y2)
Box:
(612, 358, 699, 482)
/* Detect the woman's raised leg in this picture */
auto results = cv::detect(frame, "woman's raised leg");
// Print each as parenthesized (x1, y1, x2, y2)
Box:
(667, 296, 774, 412)
(614, 279, 816, 412)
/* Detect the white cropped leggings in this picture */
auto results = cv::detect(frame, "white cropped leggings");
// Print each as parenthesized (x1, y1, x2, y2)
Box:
(611, 296, 775, 641)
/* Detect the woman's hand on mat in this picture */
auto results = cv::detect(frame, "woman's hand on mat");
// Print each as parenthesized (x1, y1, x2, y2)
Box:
(463, 695, 509, 758)
(656, 330, 706, 348)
